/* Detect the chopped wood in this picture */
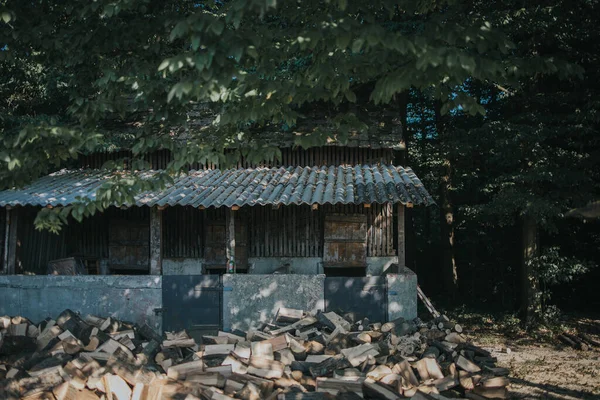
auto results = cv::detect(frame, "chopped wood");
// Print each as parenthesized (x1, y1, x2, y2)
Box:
(309, 354, 351, 377)
(0, 308, 509, 400)
(366, 365, 393, 381)
(391, 359, 419, 387)
(276, 308, 304, 323)
(204, 344, 236, 357)
(341, 344, 380, 367)
(187, 372, 226, 388)
(316, 377, 364, 396)
(251, 341, 274, 359)
(362, 377, 401, 399)
(163, 338, 196, 348)
(480, 376, 510, 388)
(204, 335, 231, 345)
(167, 360, 205, 380)
(262, 334, 289, 352)
(456, 355, 482, 373)
(472, 385, 508, 399)
(218, 331, 246, 344)
(414, 358, 444, 381)
(247, 357, 284, 379)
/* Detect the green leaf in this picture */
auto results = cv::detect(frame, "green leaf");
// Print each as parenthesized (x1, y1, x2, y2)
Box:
(345, 90, 357, 103)
(158, 59, 170, 71)
(210, 20, 224, 35)
(351, 38, 364, 54)
(191, 35, 201, 51)
(336, 31, 351, 49)
(1, 12, 11, 23)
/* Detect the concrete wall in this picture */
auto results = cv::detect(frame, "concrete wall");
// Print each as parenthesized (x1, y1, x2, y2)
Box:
(0, 268, 417, 334)
(0, 276, 162, 331)
(366, 256, 399, 276)
(163, 258, 203, 275)
(247, 257, 323, 274)
(387, 266, 418, 321)
(247, 257, 398, 276)
(222, 274, 325, 332)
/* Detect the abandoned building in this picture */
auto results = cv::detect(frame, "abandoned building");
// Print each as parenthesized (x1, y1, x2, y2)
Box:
(0, 125, 434, 334)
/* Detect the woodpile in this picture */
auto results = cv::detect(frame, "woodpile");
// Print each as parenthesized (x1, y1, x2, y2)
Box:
(558, 331, 600, 351)
(0, 309, 510, 399)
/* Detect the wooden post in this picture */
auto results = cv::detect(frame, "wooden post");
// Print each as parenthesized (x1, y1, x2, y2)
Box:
(3, 208, 10, 274)
(5, 208, 18, 275)
(396, 204, 405, 268)
(226, 208, 235, 272)
(149, 207, 163, 275)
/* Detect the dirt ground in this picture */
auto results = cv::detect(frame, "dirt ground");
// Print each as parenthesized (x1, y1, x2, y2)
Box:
(468, 317, 600, 399)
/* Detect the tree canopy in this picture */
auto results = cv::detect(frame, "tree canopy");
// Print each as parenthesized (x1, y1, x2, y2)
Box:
(1, 0, 598, 320)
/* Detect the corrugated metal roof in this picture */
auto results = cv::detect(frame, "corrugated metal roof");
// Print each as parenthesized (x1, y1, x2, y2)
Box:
(0, 165, 433, 208)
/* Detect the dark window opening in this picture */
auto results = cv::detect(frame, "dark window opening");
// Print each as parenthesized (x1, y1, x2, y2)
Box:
(324, 267, 366, 277)
(204, 268, 248, 276)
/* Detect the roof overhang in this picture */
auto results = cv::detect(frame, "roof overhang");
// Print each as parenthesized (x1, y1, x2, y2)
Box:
(0, 165, 434, 209)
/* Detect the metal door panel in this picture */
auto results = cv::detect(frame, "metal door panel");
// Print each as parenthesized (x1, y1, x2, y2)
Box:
(162, 275, 222, 339)
(324, 276, 387, 322)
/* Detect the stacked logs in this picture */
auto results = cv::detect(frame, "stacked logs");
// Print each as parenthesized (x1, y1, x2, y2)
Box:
(0, 309, 510, 399)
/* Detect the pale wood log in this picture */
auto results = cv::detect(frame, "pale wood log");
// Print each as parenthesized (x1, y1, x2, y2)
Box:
(167, 360, 205, 380)
(362, 378, 401, 399)
(247, 357, 284, 379)
(316, 377, 365, 396)
(276, 308, 303, 323)
(456, 355, 481, 373)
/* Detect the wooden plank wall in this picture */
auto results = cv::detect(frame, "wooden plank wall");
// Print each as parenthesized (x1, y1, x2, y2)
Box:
(249, 205, 322, 257)
(247, 203, 395, 258)
(163, 206, 204, 258)
(79, 147, 396, 170)
(322, 204, 395, 257)
(16, 207, 147, 274)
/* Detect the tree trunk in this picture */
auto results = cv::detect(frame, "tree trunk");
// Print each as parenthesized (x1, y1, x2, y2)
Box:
(435, 102, 458, 298)
(521, 215, 540, 324)
(439, 158, 458, 298)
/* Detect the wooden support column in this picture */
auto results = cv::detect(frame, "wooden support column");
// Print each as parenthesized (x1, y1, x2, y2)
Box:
(5, 208, 18, 275)
(3, 208, 10, 274)
(226, 208, 235, 272)
(396, 204, 405, 267)
(149, 207, 163, 275)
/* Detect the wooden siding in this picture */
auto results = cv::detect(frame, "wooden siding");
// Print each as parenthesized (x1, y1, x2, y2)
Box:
(13, 201, 396, 274)
(163, 206, 204, 258)
(79, 147, 397, 170)
(247, 203, 395, 258)
(108, 219, 149, 271)
(16, 207, 147, 274)
(322, 204, 395, 257)
(323, 214, 367, 267)
(249, 205, 322, 257)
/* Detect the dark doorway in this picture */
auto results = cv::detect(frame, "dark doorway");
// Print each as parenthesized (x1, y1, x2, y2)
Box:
(324, 276, 387, 322)
(162, 275, 222, 342)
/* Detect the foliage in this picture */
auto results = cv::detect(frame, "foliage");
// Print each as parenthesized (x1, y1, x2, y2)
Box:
(0, 0, 577, 229)
(407, 0, 600, 312)
(0, 0, 599, 314)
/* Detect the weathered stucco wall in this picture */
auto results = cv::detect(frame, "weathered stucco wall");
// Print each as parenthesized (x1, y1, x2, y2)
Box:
(366, 256, 399, 275)
(222, 274, 325, 332)
(247, 257, 323, 274)
(0, 276, 162, 331)
(387, 267, 418, 321)
(162, 258, 203, 275)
